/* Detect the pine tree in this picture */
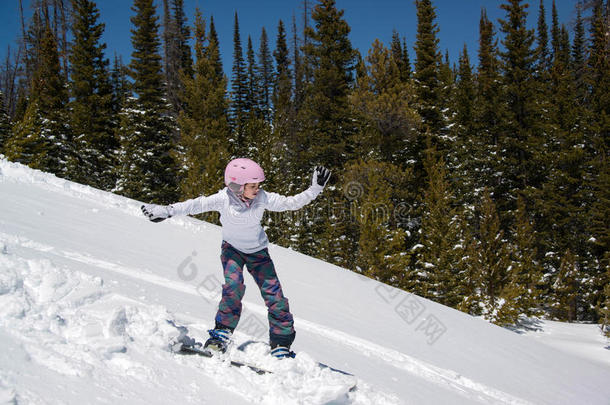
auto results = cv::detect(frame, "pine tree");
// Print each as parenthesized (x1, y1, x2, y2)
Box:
(5, 102, 40, 165)
(5, 23, 70, 175)
(535, 0, 551, 73)
(300, 0, 314, 85)
(292, 15, 305, 113)
(127, 0, 167, 111)
(533, 0, 554, 138)
(264, 19, 294, 241)
(258, 27, 274, 123)
(117, 0, 177, 204)
(390, 31, 402, 68)
(245, 36, 260, 117)
(583, 0, 609, 322)
(450, 45, 478, 204)
(438, 49, 454, 123)
(571, 5, 588, 171)
(549, 19, 574, 122)
(163, 0, 171, 79)
(402, 39, 410, 77)
(349, 39, 420, 165)
(506, 196, 544, 319)
(230, 12, 248, 152)
(35, 14, 70, 161)
(68, 0, 117, 190)
(587, 155, 609, 318)
(586, 0, 610, 149)
(241, 34, 273, 172)
(347, 39, 420, 277)
(268, 19, 292, 182)
(498, 0, 544, 210)
(466, 190, 512, 324)
(300, 0, 357, 169)
(204, 16, 223, 82)
(23, 6, 45, 86)
(0, 90, 11, 150)
(172, 0, 192, 79)
(458, 233, 483, 316)
(453, 45, 475, 135)
(552, 249, 582, 322)
(297, 0, 356, 260)
(536, 17, 587, 283)
(54, 0, 71, 83)
(390, 29, 410, 82)
(177, 9, 230, 202)
(550, 0, 561, 59)
(13, 85, 28, 125)
(344, 160, 412, 285)
(1, 44, 22, 123)
(18, 1, 69, 84)
(110, 54, 130, 114)
(414, 150, 467, 307)
(163, 0, 193, 118)
(474, 9, 504, 196)
(571, 4, 587, 103)
(272, 19, 292, 148)
(413, 0, 444, 137)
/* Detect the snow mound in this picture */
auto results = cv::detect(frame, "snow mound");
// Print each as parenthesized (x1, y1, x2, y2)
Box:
(0, 252, 181, 380)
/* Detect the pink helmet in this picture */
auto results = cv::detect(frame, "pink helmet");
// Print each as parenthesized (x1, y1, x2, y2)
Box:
(224, 158, 265, 193)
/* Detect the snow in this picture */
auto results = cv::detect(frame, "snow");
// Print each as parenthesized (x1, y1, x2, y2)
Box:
(518, 319, 610, 369)
(1, 158, 610, 405)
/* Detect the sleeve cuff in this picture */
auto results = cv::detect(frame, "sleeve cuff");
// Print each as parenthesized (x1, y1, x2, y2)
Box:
(309, 184, 324, 196)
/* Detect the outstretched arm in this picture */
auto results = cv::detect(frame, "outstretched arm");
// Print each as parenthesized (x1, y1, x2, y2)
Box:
(265, 166, 331, 212)
(141, 191, 225, 222)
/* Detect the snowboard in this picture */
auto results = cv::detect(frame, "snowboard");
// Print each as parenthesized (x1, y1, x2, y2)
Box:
(171, 336, 357, 394)
(237, 340, 355, 378)
(236, 340, 358, 393)
(177, 343, 272, 375)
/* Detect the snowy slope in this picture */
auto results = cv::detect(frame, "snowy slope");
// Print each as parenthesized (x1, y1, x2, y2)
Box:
(1, 158, 609, 405)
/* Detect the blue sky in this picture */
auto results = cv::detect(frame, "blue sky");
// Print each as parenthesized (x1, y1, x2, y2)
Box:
(1, 0, 579, 76)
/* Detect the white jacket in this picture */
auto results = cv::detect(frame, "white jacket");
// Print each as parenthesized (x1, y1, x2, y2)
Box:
(168, 185, 324, 253)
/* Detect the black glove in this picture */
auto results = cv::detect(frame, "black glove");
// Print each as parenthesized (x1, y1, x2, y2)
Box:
(141, 204, 171, 223)
(312, 166, 331, 187)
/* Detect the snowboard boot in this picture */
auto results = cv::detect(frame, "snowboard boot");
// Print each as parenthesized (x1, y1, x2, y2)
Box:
(204, 328, 232, 353)
(270, 331, 296, 359)
(270, 344, 296, 359)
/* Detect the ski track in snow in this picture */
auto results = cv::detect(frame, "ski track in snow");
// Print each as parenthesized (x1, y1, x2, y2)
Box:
(1, 230, 530, 405)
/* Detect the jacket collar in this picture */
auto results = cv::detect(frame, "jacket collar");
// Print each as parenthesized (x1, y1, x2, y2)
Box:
(225, 187, 263, 208)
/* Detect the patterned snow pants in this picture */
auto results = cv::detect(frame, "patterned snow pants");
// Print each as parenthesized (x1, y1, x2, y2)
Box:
(215, 241, 296, 347)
